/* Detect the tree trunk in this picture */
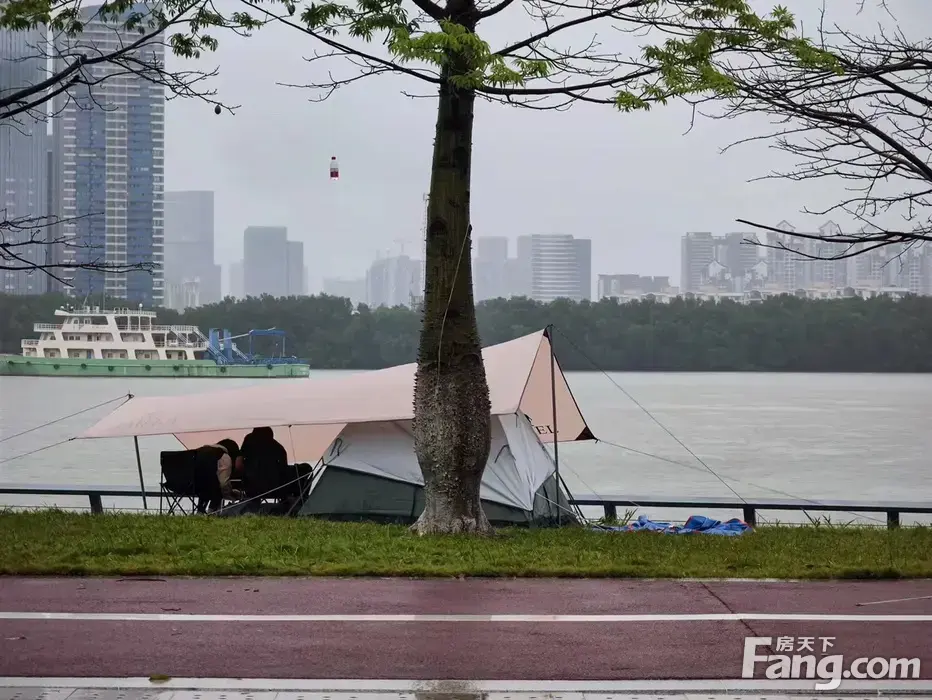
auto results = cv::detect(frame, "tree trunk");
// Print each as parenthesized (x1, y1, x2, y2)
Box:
(411, 56, 492, 536)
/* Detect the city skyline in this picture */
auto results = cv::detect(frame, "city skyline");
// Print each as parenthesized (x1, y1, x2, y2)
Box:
(3, 1, 931, 306)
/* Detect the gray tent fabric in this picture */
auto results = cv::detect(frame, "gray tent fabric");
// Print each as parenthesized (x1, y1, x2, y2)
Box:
(297, 466, 578, 526)
(290, 411, 582, 526)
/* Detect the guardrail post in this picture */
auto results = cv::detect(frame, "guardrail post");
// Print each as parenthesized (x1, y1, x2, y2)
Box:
(742, 506, 756, 528)
(88, 494, 103, 514)
(604, 503, 617, 521)
(887, 510, 900, 529)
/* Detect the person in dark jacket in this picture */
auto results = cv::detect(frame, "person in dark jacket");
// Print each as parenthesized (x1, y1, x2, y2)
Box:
(240, 427, 289, 501)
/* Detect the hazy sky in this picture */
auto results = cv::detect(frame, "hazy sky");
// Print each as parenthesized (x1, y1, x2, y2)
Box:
(159, 0, 929, 293)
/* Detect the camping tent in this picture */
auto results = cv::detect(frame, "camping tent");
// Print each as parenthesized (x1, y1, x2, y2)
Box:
(78, 328, 596, 524)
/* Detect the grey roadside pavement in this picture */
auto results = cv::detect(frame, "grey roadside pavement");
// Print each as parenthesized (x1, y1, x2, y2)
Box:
(4, 679, 932, 699)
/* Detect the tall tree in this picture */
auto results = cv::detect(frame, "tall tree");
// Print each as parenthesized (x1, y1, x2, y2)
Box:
(703, 3, 932, 260)
(1, 0, 806, 534)
(214, 0, 800, 535)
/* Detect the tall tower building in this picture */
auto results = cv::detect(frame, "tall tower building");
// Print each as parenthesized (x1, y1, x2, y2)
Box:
(287, 240, 305, 296)
(1, 27, 49, 295)
(163, 191, 220, 309)
(573, 237, 592, 301)
(366, 254, 421, 308)
(228, 260, 244, 299)
(474, 236, 509, 301)
(243, 226, 289, 297)
(52, 3, 165, 305)
(525, 234, 591, 303)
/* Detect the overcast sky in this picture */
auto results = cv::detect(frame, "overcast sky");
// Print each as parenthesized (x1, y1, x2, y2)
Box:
(160, 0, 929, 294)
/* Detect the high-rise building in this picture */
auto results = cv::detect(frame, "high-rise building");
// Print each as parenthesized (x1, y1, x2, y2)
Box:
(680, 231, 761, 293)
(163, 191, 220, 309)
(474, 236, 509, 302)
(45, 146, 63, 294)
(517, 234, 591, 303)
(1, 27, 49, 295)
(512, 235, 533, 298)
(286, 240, 304, 296)
(323, 277, 366, 307)
(366, 254, 421, 308)
(573, 238, 592, 301)
(597, 274, 672, 300)
(51, 3, 166, 305)
(243, 226, 289, 297)
(228, 260, 244, 299)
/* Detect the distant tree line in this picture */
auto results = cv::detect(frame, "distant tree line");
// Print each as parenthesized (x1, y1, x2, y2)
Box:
(3, 292, 932, 372)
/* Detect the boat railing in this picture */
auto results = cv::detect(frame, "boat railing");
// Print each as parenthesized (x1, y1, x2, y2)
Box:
(55, 307, 158, 318)
(33, 323, 62, 331)
(20, 339, 39, 346)
(158, 339, 207, 348)
(153, 324, 201, 334)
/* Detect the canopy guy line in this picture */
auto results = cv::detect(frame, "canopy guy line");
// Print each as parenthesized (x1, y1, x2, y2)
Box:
(551, 328, 889, 528)
(552, 327, 750, 507)
(596, 437, 884, 525)
(0, 393, 133, 444)
(0, 438, 76, 466)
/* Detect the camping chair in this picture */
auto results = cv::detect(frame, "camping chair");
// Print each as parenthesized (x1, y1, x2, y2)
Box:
(159, 449, 200, 515)
(242, 457, 290, 504)
(239, 460, 315, 516)
(282, 462, 315, 516)
(159, 448, 222, 515)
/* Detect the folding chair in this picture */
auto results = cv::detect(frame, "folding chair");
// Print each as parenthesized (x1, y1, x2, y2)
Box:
(282, 462, 316, 516)
(159, 449, 200, 515)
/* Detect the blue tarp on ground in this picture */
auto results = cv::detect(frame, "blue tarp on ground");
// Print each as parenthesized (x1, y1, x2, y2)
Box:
(590, 514, 752, 536)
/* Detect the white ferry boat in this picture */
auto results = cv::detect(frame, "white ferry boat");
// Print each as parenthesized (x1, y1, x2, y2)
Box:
(4, 305, 310, 378)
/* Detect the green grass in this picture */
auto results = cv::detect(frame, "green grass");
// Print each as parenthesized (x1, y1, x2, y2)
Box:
(1, 509, 931, 579)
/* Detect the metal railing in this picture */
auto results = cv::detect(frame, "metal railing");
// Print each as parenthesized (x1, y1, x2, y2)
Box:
(152, 324, 201, 334)
(3, 484, 931, 528)
(568, 493, 932, 529)
(0, 484, 163, 514)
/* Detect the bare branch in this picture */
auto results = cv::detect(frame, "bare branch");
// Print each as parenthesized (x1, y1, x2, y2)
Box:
(0, 0, 252, 124)
(699, 11, 932, 259)
(0, 210, 157, 287)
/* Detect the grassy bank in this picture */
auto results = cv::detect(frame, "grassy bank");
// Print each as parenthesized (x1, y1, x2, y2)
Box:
(1, 510, 930, 578)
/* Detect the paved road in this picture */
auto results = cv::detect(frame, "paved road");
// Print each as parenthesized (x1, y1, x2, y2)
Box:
(0, 577, 930, 680)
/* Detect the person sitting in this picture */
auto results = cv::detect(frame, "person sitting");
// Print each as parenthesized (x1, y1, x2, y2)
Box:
(240, 427, 289, 502)
(216, 438, 244, 500)
(194, 439, 243, 513)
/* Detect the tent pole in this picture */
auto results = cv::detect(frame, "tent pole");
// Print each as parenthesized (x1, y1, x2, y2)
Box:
(134, 436, 148, 510)
(547, 324, 560, 526)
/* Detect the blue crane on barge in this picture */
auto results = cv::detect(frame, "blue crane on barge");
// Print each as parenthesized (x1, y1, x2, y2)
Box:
(204, 327, 305, 366)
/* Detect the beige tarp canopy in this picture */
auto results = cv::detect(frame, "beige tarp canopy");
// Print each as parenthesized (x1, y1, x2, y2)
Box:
(77, 329, 595, 464)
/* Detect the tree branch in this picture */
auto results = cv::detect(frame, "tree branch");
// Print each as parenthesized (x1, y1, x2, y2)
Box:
(697, 13, 932, 258)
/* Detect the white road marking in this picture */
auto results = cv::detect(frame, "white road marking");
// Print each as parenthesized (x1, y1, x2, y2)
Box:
(1, 677, 932, 693)
(1, 611, 932, 622)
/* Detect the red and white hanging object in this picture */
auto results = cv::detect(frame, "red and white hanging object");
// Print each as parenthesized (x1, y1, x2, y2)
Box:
(330, 156, 339, 180)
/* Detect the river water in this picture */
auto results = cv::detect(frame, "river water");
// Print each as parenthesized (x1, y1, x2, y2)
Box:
(1, 372, 930, 524)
